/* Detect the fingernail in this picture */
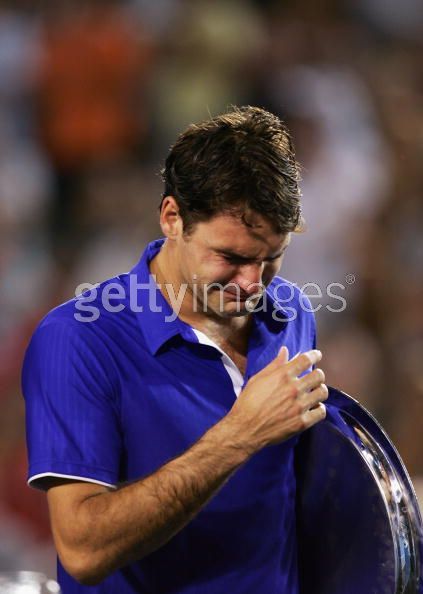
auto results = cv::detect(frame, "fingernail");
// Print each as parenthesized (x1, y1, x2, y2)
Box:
(307, 350, 322, 364)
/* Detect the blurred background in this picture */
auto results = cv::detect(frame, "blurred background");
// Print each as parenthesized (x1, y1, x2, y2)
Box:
(0, 0, 422, 578)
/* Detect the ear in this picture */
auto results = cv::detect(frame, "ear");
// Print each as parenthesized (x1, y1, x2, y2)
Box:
(159, 196, 183, 239)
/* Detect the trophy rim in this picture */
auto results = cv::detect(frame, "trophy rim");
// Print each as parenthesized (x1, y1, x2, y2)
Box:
(296, 386, 423, 593)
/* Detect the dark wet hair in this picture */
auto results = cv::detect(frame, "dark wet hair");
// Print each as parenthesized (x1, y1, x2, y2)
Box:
(161, 105, 302, 235)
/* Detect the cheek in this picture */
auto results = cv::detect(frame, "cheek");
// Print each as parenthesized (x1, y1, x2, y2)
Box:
(198, 262, 237, 286)
(181, 248, 208, 280)
(195, 256, 236, 284)
(201, 266, 236, 286)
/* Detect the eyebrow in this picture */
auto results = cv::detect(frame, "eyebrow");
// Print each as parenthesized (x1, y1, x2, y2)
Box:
(215, 245, 288, 261)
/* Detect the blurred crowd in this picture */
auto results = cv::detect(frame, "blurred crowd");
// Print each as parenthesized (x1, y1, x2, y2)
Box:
(0, 0, 422, 577)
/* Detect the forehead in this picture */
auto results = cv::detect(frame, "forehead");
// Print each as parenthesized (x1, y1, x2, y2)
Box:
(189, 212, 290, 256)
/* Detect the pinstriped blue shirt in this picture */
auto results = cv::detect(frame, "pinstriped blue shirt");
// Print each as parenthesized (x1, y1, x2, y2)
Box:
(22, 238, 316, 594)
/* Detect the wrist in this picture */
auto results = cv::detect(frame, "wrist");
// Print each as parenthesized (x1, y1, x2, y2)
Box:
(208, 410, 261, 463)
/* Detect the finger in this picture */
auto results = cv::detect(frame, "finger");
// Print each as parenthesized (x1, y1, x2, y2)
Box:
(287, 350, 322, 377)
(278, 345, 289, 364)
(300, 383, 328, 410)
(302, 402, 326, 430)
(265, 345, 290, 373)
(297, 368, 325, 394)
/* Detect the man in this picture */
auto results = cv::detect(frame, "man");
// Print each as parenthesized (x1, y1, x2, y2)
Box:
(22, 106, 327, 593)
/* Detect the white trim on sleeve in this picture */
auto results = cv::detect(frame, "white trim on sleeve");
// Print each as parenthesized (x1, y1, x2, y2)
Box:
(28, 472, 117, 490)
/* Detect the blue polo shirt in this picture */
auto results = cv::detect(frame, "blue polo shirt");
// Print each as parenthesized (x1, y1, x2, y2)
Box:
(22, 238, 316, 594)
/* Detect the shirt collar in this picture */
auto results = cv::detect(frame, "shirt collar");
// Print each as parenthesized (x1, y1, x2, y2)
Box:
(128, 238, 197, 355)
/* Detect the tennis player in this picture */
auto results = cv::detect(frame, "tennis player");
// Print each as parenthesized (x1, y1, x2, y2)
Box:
(23, 106, 327, 593)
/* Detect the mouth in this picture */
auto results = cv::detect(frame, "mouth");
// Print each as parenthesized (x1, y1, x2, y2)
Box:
(222, 289, 264, 304)
(222, 289, 249, 301)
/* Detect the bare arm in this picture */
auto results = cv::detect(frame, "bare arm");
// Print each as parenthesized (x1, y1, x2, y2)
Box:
(47, 348, 327, 585)
(48, 414, 256, 585)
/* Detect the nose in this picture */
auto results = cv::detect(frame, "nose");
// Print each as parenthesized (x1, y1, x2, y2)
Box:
(234, 263, 264, 295)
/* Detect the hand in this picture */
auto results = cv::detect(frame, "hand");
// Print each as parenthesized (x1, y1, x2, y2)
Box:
(228, 347, 327, 452)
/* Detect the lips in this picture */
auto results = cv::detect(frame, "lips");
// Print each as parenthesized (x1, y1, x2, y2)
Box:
(223, 288, 247, 298)
(223, 289, 257, 302)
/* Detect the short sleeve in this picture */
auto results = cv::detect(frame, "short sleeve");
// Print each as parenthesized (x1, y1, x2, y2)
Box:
(22, 319, 122, 490)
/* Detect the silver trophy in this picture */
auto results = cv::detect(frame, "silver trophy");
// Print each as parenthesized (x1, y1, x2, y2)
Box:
(296, 386, 423, 594)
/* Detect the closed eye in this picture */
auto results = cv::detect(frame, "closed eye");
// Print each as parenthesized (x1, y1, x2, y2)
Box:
(222, 255, 250, 265)
(222, 252, 284, 265)
(265, 254, 284, 262)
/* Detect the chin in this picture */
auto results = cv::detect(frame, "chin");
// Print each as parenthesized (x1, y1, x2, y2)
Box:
(221, 309, 249, 318)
